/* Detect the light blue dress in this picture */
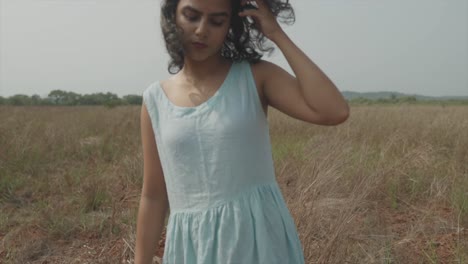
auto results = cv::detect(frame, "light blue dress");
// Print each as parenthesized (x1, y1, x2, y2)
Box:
(142, 60, 305, 264)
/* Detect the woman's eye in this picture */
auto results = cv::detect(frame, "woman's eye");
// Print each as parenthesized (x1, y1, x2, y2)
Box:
(184, 13, 198, 21)
(211, 21, 224, 27)
(183, 13, 224, 27)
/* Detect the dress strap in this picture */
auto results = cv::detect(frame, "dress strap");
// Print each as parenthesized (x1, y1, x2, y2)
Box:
(241, 61, 268, 121)
(142, 81, 163, 135)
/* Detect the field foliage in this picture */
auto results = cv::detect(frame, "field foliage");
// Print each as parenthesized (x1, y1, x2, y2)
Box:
(0, 105, 467, 263)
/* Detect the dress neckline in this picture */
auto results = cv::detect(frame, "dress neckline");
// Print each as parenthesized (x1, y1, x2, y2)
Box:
(157, 61, 236, 111)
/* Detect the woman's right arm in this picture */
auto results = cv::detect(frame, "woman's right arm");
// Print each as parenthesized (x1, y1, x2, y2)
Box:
(134, 103, 169, 264)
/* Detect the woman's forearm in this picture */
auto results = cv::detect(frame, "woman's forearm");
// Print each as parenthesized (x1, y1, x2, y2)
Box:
(271, 29, 349, 118)
(134, 196, 169, 264)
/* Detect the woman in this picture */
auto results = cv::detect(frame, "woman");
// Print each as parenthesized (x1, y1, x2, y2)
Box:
(135, 0, 349, 263)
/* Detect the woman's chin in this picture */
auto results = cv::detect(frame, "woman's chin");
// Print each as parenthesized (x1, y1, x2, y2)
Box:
(186, 51, 219, 62)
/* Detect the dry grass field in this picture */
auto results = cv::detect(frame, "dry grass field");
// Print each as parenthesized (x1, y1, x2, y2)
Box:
(0, 105, 467, 263)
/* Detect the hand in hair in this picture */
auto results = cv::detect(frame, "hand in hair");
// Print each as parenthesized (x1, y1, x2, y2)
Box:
(238, 0, 284, 41)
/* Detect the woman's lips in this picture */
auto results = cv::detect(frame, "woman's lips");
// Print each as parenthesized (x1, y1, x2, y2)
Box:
(192, 42, 207, 49)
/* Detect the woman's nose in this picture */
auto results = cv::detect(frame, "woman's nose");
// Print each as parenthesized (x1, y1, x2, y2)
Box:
(195, 19, 209, 38)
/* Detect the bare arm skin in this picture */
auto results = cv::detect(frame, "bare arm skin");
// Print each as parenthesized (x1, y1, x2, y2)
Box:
(239, 0, 350, 125)
(262, 30, 350, 125)
(134, 104, 169, 264)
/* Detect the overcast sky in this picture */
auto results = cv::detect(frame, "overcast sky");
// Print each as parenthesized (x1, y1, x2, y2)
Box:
(0, 0, 467, 98)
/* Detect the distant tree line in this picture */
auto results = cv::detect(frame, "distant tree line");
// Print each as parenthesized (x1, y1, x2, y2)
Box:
(349, 94, 468, 106)
(0, 90, 142, 107)
(1, 90, 467, 107)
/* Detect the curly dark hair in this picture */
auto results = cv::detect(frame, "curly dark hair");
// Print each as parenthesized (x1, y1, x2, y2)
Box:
(160, 0, 295, 74)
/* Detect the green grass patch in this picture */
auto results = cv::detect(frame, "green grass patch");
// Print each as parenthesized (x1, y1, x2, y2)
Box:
(271, 136, 309, 162)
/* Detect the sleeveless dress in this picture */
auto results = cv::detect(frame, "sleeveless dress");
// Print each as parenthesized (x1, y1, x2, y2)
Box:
(142, 60, 305, 264)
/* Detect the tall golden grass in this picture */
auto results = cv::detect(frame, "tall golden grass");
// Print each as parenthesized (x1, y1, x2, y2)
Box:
(0, 105, 467, 263)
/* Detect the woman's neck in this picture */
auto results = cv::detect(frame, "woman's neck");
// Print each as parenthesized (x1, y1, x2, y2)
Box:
(181, 55, 230, 84)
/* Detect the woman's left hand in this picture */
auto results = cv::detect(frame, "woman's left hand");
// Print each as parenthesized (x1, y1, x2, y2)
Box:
(238, 0, 284, 42)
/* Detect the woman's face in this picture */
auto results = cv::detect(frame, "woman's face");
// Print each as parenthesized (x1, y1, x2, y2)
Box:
(175, 0, 232, 61)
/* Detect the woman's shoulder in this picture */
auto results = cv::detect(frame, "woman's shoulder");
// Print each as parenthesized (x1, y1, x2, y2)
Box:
(246, 59, 281, 78)
(248, 59, 280, 70)
(246, 59, 276, 82)
(156, 74, 180, 92)
(143, 76, 176, 100)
